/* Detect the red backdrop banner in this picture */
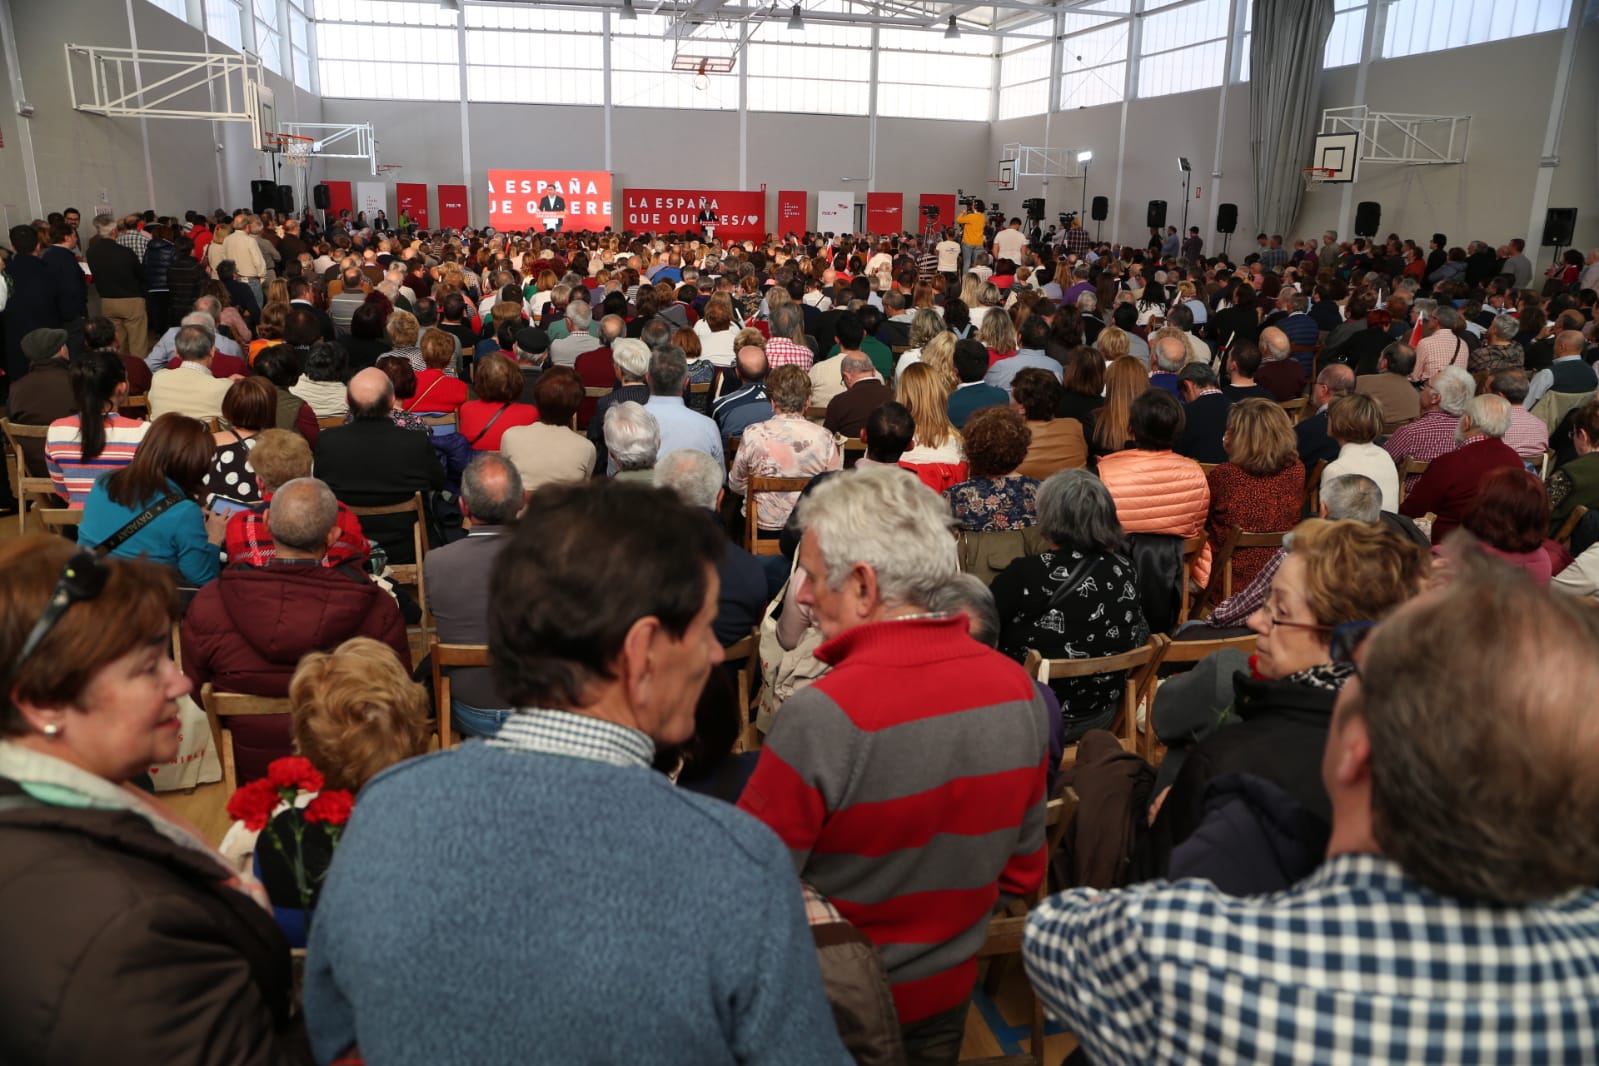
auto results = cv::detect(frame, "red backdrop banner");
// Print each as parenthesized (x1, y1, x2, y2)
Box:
(866, 192, 905, 235)
(918, 194, 957, 232)
(395, 183, 430, 229)
(436, 185, 469, 230)
(323, 180, 352, 220)
(621, 189, 765, 241)
(777, 190, 808, 235)
(486, 170, 613, 231)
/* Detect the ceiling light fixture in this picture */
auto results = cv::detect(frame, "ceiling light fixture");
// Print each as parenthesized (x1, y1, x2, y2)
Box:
(788, 4, 804, 31)
(620, 0, 637, 21)
(944, 15, 960, 39)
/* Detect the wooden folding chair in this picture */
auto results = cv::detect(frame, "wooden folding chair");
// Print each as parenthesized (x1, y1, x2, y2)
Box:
(1302, 458, 1328, 515)
(1, 419, 60, 535)
(1025, 636, 1167, 764)
(1178, 533, 1207, 626)
(840, 437, 867, 468)
(35, 507, 85, 536)
(804, 405, 828, 424)
(1397, 457, 1429, 506)
(1555, 505, 1589, 548)
(345, 493, 432, 638)
(743, 475, 812, 555)
(317, 414, 347, 430)
(1200, 526, 1288, 609)
(584, 385, 614, 401)
(420, 411, 458, 432)
(723, 630, 761, 752)
(1277, 396, 1308, 423)
(429, 641, 491, 752)
(968, 792, 1076, 1066)
(200, 683, 294, 794)
(121, 394, 150, 420)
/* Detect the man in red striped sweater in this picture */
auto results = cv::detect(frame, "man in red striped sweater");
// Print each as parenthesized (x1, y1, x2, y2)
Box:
(738, 465, 1050, 1065)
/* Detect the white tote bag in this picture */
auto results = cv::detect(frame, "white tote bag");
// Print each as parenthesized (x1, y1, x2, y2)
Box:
(147, 693, 222, 792)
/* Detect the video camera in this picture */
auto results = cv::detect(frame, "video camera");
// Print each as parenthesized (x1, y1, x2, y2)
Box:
(1058, 211, 1078, 227)
(956, 188, 976, 210)
(921, 203, 940, 219)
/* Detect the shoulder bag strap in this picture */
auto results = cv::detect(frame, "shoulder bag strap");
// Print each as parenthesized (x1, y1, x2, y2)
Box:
(1449, 334, 1466, 366)
(91, 491, 186, 557)
(1045, 552, 1101, 611)
(409, 374, 445, 411)
(467, 403, 512, 447)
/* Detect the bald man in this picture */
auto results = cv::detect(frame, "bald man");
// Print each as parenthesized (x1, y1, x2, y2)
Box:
(313, 366, 444, 565)
(1525, 330, 1597, 410)
(1256, 324, 1308, 401)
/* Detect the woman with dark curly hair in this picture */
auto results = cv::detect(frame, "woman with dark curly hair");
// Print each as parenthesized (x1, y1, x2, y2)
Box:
(943, 405, 1039, 532)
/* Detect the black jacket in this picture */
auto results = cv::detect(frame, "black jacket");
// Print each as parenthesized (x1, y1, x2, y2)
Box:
(41, 245, 88, 322)
(1167, 772, 1329, 895)
(314, 419, 445, 564)
(86, 237, 145, 299)
(166, 256, 205, 313)
(1161, 671, 1340, 849)
(1176, 391, 1232, 464)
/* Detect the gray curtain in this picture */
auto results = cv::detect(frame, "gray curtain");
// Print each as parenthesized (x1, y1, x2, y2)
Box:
(1249, 0, 1335, 237)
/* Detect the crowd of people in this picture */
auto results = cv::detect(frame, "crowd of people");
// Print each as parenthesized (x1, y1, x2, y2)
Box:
(2, 201, 1599, 1065)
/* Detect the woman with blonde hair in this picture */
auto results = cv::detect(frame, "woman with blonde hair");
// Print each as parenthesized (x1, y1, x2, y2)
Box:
(896, 362, 964, 465)
(1096, 325, 1131, 364)
(1092, 356, 1150, 455)
(1205, 398, 1306, 590)
(970, 280, 1003, 330)
(895, 309, 947, 377)
(958, 272, 984, 310)
(917, 330, 960, 393)
(977, 307, 1018, 364)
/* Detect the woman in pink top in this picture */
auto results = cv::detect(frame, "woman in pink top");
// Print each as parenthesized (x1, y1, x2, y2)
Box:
(728, 366, 842, 533)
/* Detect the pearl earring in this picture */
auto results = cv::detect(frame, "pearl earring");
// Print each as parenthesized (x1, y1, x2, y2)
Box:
(42, 723, 60, 737)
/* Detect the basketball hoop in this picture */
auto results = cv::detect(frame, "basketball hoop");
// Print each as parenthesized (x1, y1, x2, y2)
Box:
(263, 132, 315, 168)
(1302, 166, 1336, 190)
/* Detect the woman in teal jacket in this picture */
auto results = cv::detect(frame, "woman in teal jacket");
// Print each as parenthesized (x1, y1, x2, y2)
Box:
(81, 413, 227, 587)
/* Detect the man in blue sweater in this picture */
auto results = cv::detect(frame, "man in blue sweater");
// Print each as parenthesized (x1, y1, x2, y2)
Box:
(304, 481, 852, 1066)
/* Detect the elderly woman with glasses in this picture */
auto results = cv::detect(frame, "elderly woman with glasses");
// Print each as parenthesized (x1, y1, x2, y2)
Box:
(1152, 519, 1430, 856)
(0, 536, 312, 1063)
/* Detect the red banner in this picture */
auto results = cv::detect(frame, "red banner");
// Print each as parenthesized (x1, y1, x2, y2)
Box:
(866, 192, 904, 235)
(437, 184, 469, 230)
(919, 194, 957, 232)
(778, 190, 807, 235)
(486, 170, 613, 232)
(323, 181, 352, 221)
(395, 182, 430, 229)
(621, 188, 765, 242)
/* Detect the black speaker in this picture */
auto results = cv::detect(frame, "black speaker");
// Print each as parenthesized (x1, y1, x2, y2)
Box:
(313, 183, 331, 209)
(250, 179, 277, 215)
(1216, 203, 1238, 234)
(1353, 201, 1381, 238)
(1542, 207, 1578, 248)
(276, 185, 295, 215)
(1091, 196, 1109, 222)
(1146, 200, 1167, 229)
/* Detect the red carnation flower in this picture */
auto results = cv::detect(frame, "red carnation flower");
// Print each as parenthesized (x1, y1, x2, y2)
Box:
(226, 778, 282, 832)
(266, 756, 325, 795)
(303, 790, 355, 827)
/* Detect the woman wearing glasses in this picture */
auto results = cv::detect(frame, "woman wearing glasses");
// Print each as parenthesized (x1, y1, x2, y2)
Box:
(1154, 519, 1430, 854)
(0, 536, 311, 1064)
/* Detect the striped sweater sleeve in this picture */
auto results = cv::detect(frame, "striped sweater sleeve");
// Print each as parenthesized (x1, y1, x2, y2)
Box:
(737, 685, 861, 874)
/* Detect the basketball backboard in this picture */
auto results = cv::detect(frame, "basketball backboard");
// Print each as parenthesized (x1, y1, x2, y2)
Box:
(998, 158, 1016, 192)
(247, 81, 276, 152)
(1309, 131, 1358, 183)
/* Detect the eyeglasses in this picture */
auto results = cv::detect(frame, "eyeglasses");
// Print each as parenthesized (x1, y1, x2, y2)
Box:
(4, 552, 109, 691)
(1330, 619, 1376, 666)
(1261, 610, 1334, 635)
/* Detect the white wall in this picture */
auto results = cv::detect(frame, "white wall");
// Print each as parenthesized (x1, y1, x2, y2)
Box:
(316, 97, 992, 232)
(1, 0, 319, 224)
(991, 24, 1598, 258)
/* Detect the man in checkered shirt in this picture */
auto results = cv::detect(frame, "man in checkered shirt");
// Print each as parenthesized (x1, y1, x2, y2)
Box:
(1024, 552, 1599, 1064)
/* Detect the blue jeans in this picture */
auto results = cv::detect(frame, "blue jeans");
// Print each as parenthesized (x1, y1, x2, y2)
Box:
(961, 242, 982, 274)
(452, 699, 513, 739)
(246, 279, 264, 308)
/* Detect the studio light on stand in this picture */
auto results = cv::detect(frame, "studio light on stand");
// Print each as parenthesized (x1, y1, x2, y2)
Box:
(1178, 155, 1192, 237)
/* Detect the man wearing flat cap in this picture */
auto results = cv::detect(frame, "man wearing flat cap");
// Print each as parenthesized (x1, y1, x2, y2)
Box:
(6, 328, 75, 477)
